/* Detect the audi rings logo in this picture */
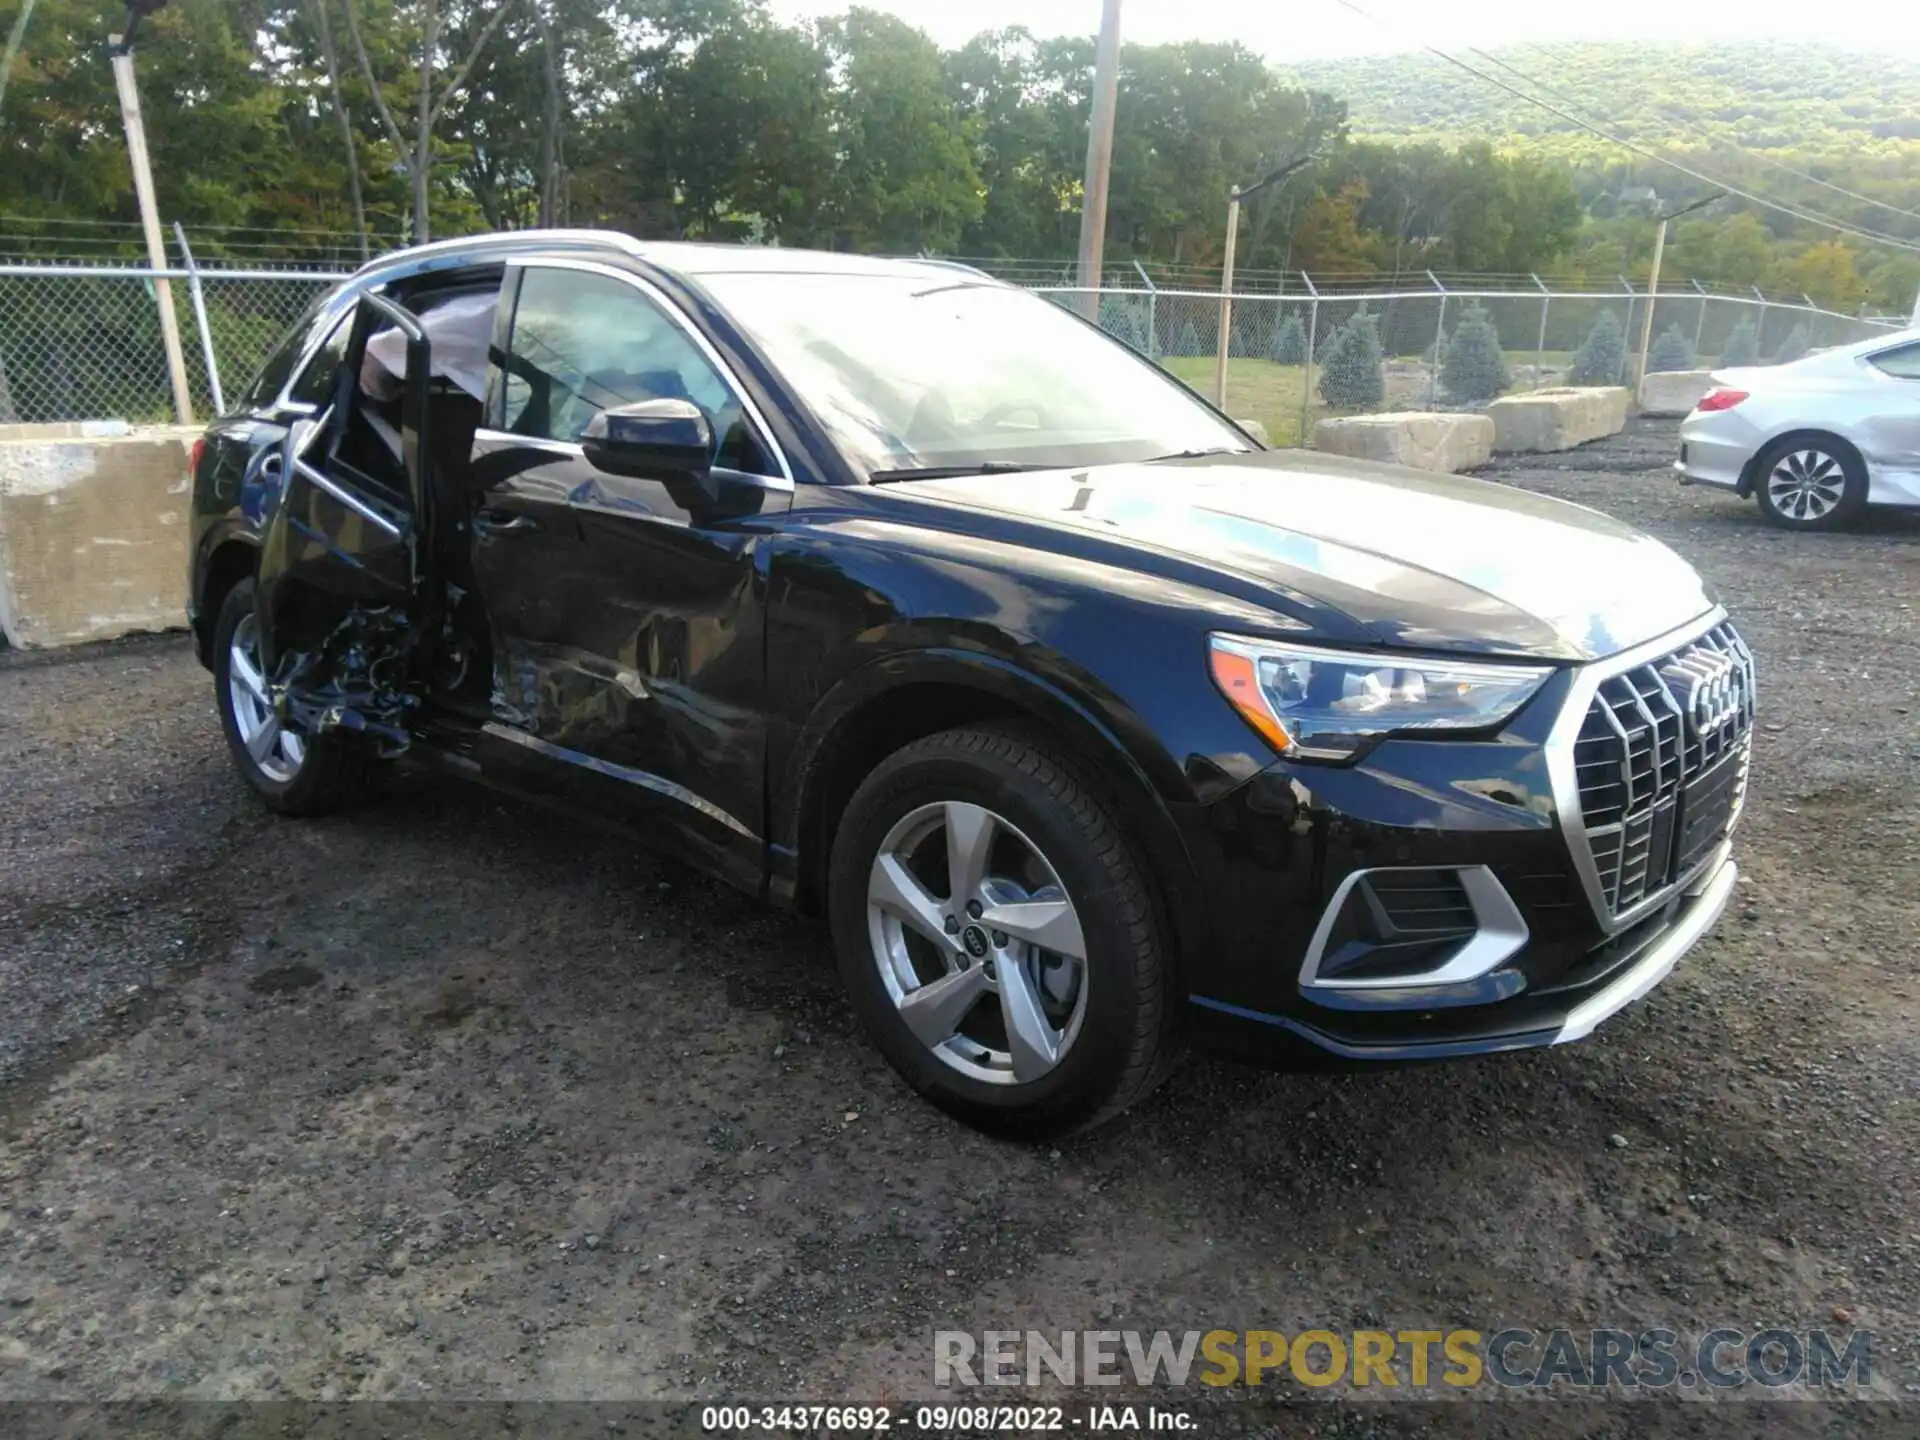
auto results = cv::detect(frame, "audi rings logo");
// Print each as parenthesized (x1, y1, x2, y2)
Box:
(1662, 650, 1744, 739)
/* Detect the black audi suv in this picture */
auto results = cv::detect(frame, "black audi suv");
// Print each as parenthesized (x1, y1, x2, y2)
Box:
(187, 231, 1755, 1136)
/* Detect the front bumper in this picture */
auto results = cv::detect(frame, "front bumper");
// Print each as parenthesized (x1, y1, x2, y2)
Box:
(1188, 850, 1736, 1061)
(1175, 613, 1750, 1065)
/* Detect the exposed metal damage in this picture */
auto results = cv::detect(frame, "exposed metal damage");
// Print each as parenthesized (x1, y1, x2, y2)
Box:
(270, 603, 417, 756)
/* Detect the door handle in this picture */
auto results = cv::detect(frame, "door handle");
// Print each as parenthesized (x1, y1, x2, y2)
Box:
(474, 508, 539, 537)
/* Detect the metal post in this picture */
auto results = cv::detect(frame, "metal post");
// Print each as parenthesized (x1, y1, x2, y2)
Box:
(1074, 0, 1123, 321)
(1691, 279, 1709, 359)
(110, 35, 194, 425)
(1299, 271, 1319, 444)
(1426, 270, 1447, 408)
(1635, 219, 1669, 391)
(1753, 285, 1771, 358)
(1214, 188, 1240, 407)
(1531, 273, 1550, 388)
(1132, 259, 1157, 361)
(1619, 276, 1637, 385)
(173, 223, 223, 416)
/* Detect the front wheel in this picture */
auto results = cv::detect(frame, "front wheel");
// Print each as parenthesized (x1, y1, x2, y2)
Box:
(828, 725, 1178, 1138)
(212, 578, 382, 815)
(1754, 436, 1866, 530)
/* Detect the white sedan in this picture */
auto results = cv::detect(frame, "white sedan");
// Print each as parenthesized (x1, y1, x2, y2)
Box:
(1676, 328, 1920, 529)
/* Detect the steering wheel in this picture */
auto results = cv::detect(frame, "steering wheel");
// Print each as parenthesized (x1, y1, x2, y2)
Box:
(979, 399, 1048, 431)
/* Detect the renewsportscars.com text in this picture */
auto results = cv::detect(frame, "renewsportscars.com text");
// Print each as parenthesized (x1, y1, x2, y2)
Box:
(934, 1327, 1872, 1391)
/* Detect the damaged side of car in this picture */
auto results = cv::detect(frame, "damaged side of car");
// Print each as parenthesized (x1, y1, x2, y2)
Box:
(250, 285, 489, 759)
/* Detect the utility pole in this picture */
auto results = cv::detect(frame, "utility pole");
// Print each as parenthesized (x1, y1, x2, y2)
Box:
(1074, 0, 1122, 319)
(1215, 154, 1319, 406)
(1636, 192, 1722, 392)
(110, 8, 194, 425)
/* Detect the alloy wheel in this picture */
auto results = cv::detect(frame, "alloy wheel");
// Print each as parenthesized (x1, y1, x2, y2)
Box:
(865, 801, 1088, 1086)
(227, 612, 306, 782)
(1766, 448, 1846, 524)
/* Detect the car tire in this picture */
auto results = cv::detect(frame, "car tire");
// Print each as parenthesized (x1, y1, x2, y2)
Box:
(829, 724, 1179, 1139)
(212, 577, 382, 815)
(1753, 435, 1867, 531)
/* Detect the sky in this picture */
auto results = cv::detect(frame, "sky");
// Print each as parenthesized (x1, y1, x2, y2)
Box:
(767, 0, 1920, 61)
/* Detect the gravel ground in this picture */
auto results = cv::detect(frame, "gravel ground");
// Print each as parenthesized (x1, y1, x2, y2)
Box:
(1, 418, 1916, 1431)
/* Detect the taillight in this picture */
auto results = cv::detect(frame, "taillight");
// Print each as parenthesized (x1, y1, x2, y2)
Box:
(1696, 388, 1748, 413)
(188, 437, 207, 475)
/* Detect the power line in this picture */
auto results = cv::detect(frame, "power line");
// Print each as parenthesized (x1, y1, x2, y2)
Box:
(1490, 42, 1920, 226)
(1323, 0, 1920, 255)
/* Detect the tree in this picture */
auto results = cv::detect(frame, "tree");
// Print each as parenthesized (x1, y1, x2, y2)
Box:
(1569, 310, 1628, 385)
(304, 0, 370, 260)
(815, 9, 981, 253)
(1270, 312, 1307, 365)
(1440, 301, 1509, 403)
(1174, 318, 1203, 358)
(1646, 322, 1696, 374)
(664, 7, 836, 242)
(1773, 322, 1812, 364)
(1290, 179, 1376, 276)
(1720, 317, 1760, 365)
(343, 0, 522, 242)
(1668, 211, 1773, 290)
(1772, 239, 1867, 312)
(1318, 311, 1384, 409)
(1099, 294, 1150, 353)
(1432, 142, 1580, 274)
(944, 28, 1085, 257)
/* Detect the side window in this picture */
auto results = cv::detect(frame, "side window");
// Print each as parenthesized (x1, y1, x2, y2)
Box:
(239, 306, 325, 408)
(1868, 343, 1920, 380)
(285, 314, 352, 408)
(500, 266, 772, 474)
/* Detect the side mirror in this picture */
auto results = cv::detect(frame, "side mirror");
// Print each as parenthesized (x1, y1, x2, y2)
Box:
(582, 399, 714, 491)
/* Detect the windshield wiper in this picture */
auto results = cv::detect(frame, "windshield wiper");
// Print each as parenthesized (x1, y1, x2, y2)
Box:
(1141, 446, 1247, 464)
(868, 461, 1041, 483)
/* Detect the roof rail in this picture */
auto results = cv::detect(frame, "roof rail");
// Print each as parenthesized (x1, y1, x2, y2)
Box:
(353, 228, 647, 276)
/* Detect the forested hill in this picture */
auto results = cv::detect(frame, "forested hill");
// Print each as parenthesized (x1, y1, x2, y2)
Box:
(1282, 41, 1920, 156)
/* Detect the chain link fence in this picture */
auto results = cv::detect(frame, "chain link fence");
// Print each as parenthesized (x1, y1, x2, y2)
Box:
(0, 254, 1897, 440)
(1035, 283, 1898, 445)
(0, 263, 344, 425)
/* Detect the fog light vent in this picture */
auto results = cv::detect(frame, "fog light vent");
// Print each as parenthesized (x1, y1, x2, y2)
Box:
(1301, 865, 1529, 991)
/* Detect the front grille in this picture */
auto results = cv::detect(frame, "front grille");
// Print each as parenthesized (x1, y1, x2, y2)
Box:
(1572, 620, 1754, 917)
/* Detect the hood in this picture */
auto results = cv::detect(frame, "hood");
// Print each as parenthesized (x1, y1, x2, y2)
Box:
(904, 451, 1714, 661)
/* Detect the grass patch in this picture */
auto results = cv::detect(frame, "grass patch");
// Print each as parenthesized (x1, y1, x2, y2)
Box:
(1160, 356, 1313, 447)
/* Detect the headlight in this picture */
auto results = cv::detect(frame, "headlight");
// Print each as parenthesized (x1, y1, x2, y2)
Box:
(1208, 634, 1551, 761)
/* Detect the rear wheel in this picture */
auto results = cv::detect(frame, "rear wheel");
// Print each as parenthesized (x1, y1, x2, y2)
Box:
(1754, 436, 1866, 530)
(829, 725, 1178, 1138)
(213, 578, 382, 815)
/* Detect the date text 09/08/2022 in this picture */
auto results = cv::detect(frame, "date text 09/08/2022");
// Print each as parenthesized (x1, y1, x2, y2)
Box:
(701, 1404, 1194, 1432)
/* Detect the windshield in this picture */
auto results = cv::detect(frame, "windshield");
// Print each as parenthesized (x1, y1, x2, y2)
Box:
(691, 272, 1252, 477)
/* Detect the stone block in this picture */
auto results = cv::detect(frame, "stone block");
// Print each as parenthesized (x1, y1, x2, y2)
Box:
(1309, 411, 1495, 474)
(0, 427, 197, 648)
(1487, 386, 1631, 452)
(1637, 369, 1717, 417)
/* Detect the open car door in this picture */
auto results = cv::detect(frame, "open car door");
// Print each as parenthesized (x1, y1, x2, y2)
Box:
(253, 289, 441, 752)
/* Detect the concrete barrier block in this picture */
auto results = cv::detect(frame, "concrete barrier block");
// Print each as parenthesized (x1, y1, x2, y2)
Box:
(0, 427, 198, 648)
(1487, 386, 1632, 453)
(1310, 411, 1495, 474)
(1637, 369, 1716, 417)
(1234, 418, 1271, 446)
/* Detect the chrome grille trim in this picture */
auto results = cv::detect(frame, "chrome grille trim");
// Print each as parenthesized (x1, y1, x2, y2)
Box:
(1545, 609, 1756, 934)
